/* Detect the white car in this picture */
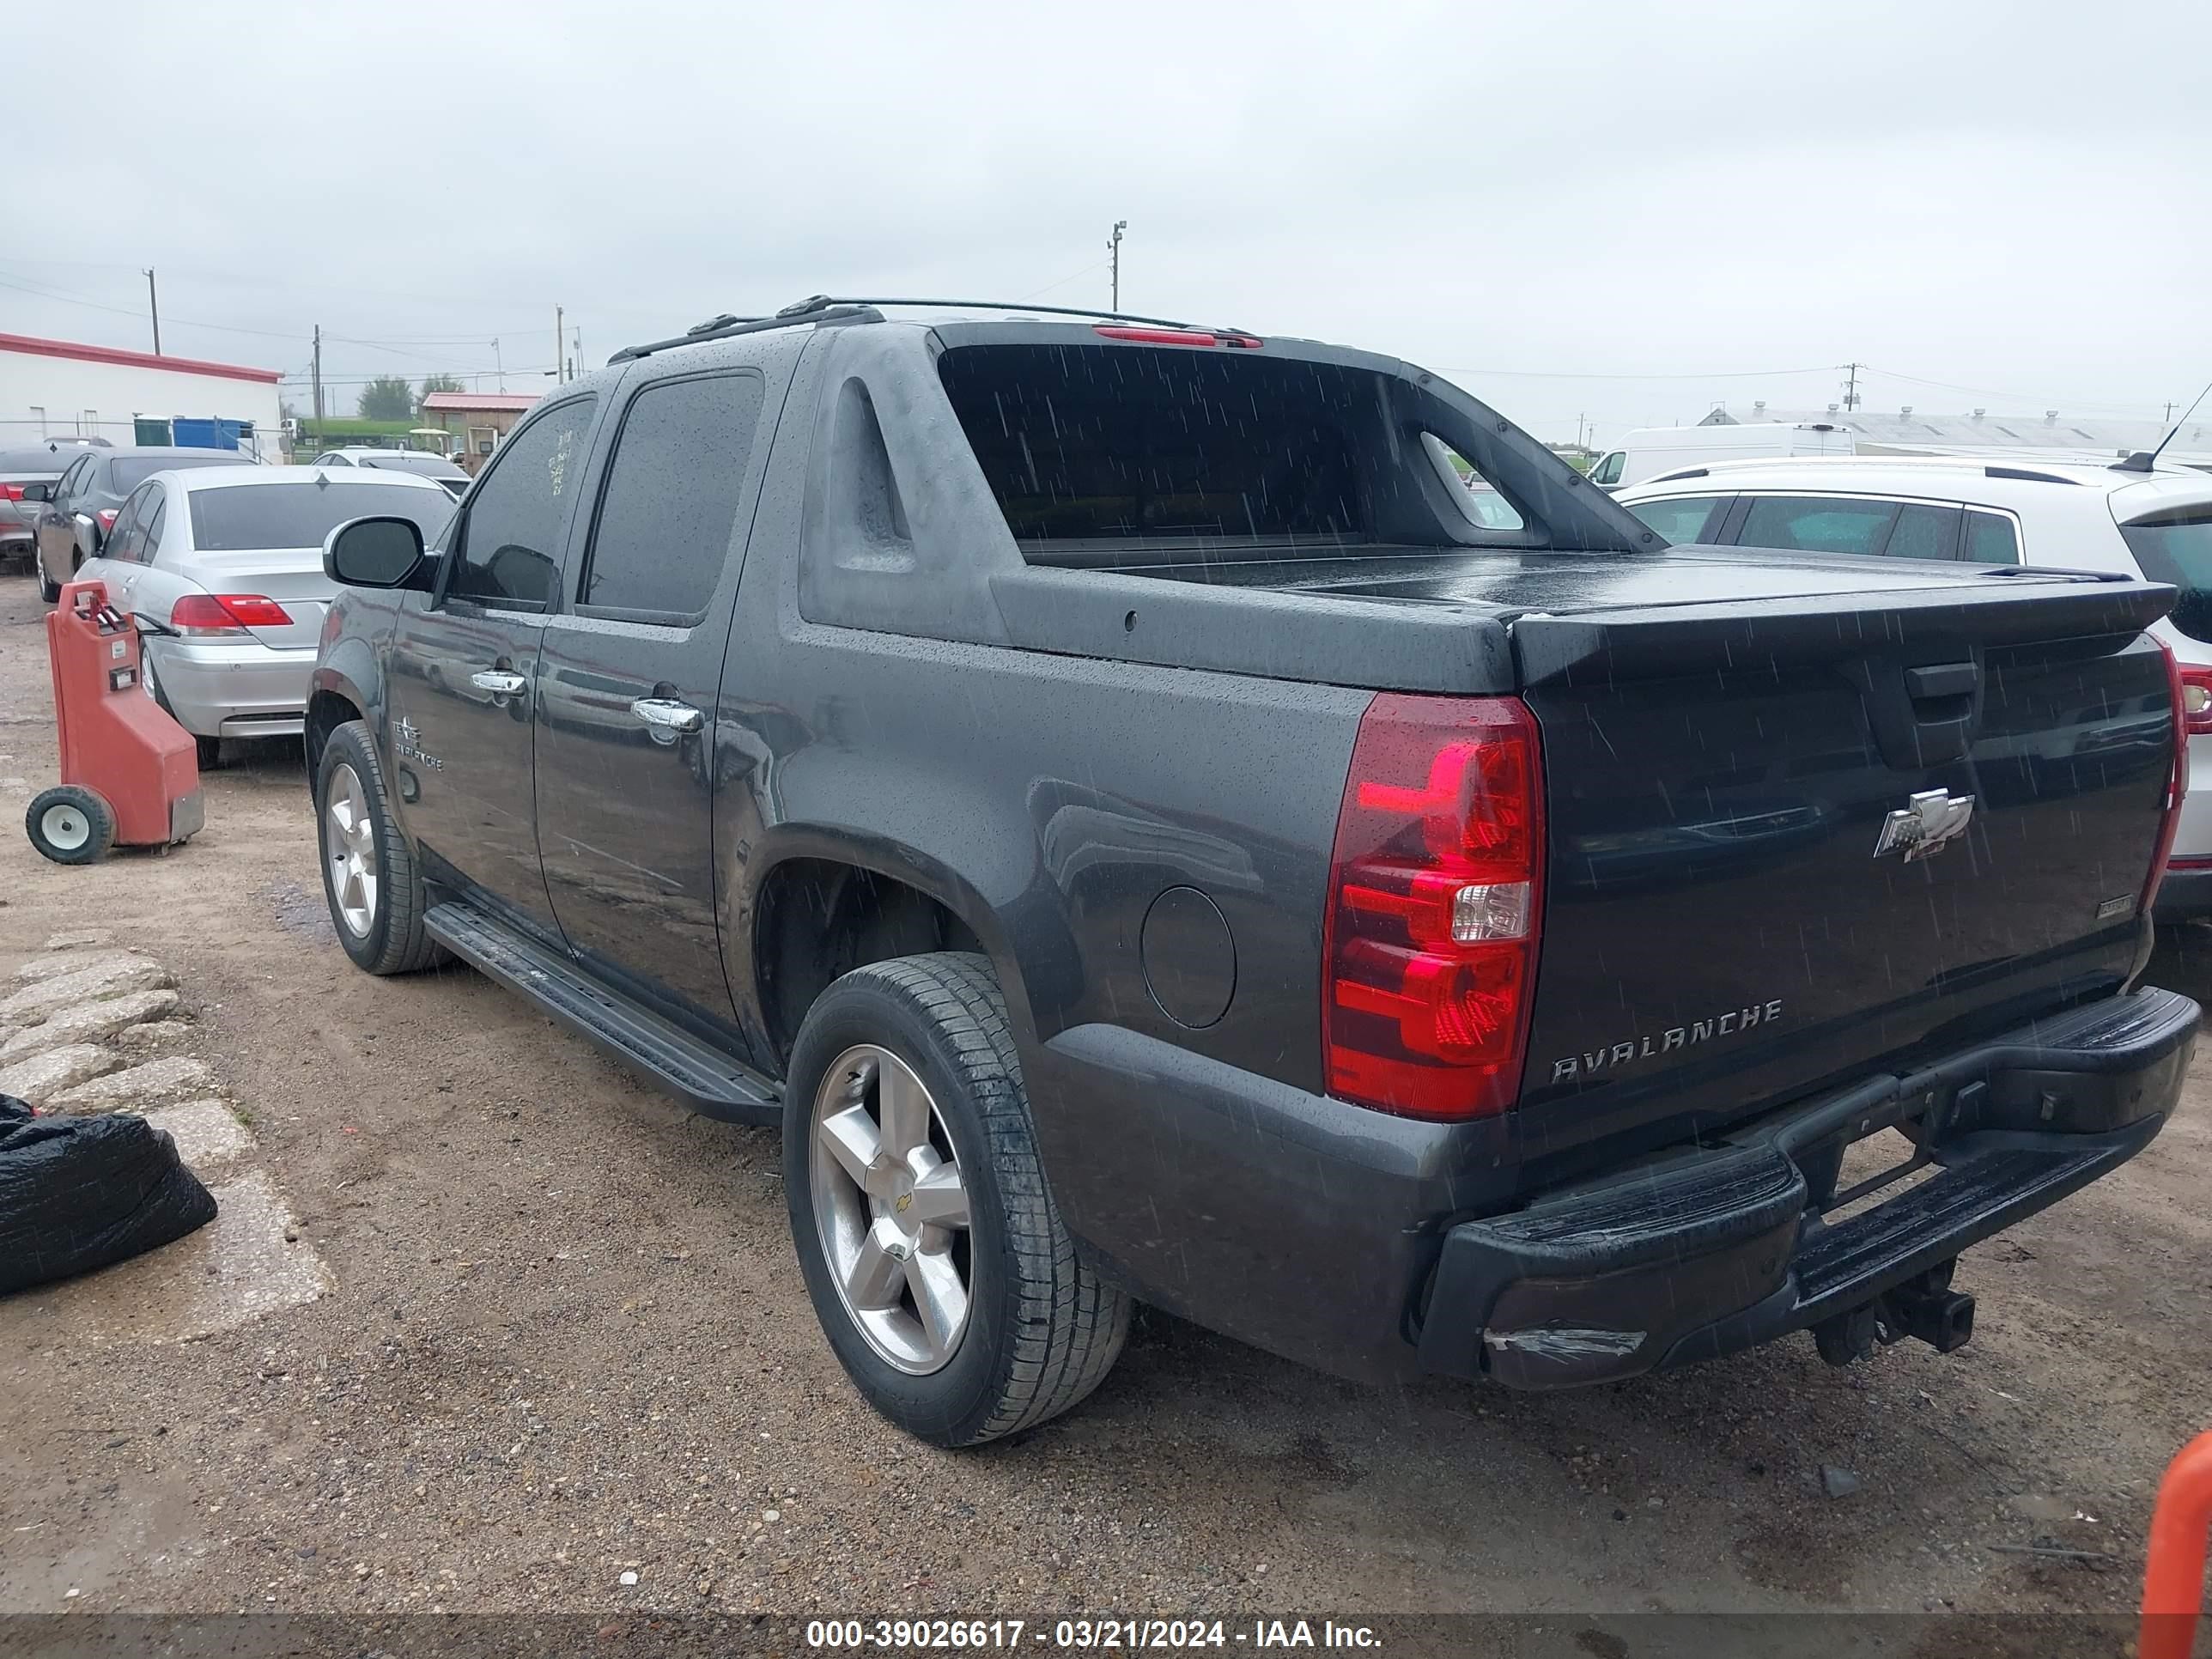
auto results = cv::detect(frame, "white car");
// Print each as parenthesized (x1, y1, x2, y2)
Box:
(76, 466, 455, 767)
(311, 447, 471, 499)
(1616, 453, 2212, 919)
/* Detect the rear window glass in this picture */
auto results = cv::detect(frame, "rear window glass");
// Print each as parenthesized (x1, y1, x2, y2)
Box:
(0, 449, 69, 477)
(112, 454, 251, 492)
(1627, 495, 1722, 544)
(188, 482, 453, 552)
(939, 344, 1376, 545)
(2122, 514, 2212, 643)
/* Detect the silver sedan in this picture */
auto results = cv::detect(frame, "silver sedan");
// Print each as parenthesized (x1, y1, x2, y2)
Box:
(76, 466, 454, 767)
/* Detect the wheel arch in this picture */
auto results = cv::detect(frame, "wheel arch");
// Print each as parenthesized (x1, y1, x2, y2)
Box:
(305, 655, 376, 797)
(738, 826, 1036, 1073)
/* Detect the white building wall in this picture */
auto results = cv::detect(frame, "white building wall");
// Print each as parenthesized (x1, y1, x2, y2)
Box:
(0, 350, 283, 459)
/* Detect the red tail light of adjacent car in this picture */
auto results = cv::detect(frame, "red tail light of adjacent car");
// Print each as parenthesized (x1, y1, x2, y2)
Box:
(169, 594, 293, 637)
(1322, 694, 1544, 1121)
(2146, 639, 2194, 915)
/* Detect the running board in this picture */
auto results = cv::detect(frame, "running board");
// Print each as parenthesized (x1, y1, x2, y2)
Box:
(424, 901, 781, 1126)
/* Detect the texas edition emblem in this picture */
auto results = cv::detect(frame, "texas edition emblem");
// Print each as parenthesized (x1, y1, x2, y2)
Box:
(1874, 787, 1975, 862)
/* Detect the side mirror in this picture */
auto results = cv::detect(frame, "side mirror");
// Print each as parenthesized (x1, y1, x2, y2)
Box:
(325, 515, 431, 590)
(20, 482, 51, 503)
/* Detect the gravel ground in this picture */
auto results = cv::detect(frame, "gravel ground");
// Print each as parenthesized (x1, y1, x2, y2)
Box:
(0, 568, 2206, 1632)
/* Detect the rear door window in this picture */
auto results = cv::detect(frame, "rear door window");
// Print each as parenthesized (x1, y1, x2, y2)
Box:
(1965, 511, 2021, 564)
(1738, 495, 1899, 556)
(1626, 495, 1724, 544)
(102, 489, 150, 562)
(2120, 513, 2212, 643)
(1884, 503, 1963, 561)
(579, 370, 766, 618)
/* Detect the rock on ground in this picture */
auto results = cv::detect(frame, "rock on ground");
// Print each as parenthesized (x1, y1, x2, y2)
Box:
(40, 929, 113, 951)
(0, 1043, 124, 1106)
(0, 990, 179, 1063)
(47, 1055, 216, 1114)
(144, 1098, 255, 1171)
(117, 1019, 192, 1050)
(0, 956, 172, 1026)
(13, 949, 142, 985)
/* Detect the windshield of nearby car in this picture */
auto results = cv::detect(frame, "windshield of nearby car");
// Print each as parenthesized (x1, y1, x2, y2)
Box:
(2121, 510, 2212, 642)
(112, 454, 252, 492)
(186, 480, 453, 551)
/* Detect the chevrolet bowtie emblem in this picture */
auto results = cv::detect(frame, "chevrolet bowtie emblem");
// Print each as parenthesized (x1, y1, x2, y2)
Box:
(1874, 787, 1976, 863)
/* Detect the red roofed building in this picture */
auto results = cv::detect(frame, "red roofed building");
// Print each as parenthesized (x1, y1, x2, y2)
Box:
(419, 390, 542, 474)
(0, 332, 283, 458)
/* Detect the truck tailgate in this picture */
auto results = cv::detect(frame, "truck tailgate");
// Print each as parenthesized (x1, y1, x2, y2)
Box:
(1506, 564, 2178, 1163)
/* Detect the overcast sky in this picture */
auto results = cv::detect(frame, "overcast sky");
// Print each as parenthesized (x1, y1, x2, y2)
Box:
(10, 0, 2209, 443)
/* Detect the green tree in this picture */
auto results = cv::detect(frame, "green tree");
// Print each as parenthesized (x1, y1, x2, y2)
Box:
(417, 373, 464, 416)
(356, 376, 414, 421)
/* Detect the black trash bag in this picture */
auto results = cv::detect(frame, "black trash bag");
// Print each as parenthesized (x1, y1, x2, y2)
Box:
(0, 1092, 218, 1295)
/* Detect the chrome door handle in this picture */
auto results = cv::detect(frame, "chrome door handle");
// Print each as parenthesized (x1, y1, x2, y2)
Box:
(470, 669, 527, 696)
(630, 697, 704, 735)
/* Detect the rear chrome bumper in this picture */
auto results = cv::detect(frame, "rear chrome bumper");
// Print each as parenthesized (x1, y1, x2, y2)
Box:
(1416, 987, 2197, 1388)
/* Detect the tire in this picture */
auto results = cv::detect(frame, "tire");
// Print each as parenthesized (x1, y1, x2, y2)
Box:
(314, 719, 446, 975)
(26, 785, 116, 865)
(141, 650, 222, 770)
(783, 951, 1129, 1448)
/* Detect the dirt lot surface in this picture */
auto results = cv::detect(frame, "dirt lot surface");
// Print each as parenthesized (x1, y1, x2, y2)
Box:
(1, 568, 2207, 1632)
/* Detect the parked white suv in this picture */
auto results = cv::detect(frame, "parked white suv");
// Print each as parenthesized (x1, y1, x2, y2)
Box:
(1617, 455, 2212, 920)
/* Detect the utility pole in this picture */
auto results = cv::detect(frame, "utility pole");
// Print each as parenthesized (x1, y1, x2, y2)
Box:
(1842, 362, 1862, 411)
(1108, 220, 1127, 311)
(555, 306, 564, 385)
(311, 324, 324, 422)
(144, 269, 161, 355)
(493, 337, 505, 392)
(573, 324, 583, 380)
(2166, 401, 2178, 422)
(1575, 412, 1588, 451)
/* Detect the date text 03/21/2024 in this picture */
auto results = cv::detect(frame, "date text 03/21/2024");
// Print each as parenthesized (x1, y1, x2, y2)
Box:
(802, 1620, 1382, 1650)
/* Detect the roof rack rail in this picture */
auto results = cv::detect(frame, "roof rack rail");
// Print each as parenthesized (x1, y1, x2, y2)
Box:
(611, 293, 1259, 366)
(608, 301, 882, 363)
(775, 294, 1255, 336)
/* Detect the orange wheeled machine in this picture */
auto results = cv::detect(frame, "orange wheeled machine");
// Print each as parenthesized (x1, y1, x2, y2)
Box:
(26, 578, 202, 865)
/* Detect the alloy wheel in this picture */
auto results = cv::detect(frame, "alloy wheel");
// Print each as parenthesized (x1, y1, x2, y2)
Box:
(809, 1043, 974, 1374)
(324, 763, 380, 938)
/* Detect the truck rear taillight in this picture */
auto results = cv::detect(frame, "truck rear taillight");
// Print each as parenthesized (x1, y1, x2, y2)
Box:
(170, 593, 292, 636)
(2145, 640, 2191, 915)
(2177, 665, 2212, 737)
(1323, 694, 1543, 1121)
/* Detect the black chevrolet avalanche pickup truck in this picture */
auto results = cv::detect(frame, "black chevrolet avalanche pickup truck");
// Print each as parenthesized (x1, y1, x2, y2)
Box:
(306, 297, 2197, 1446)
